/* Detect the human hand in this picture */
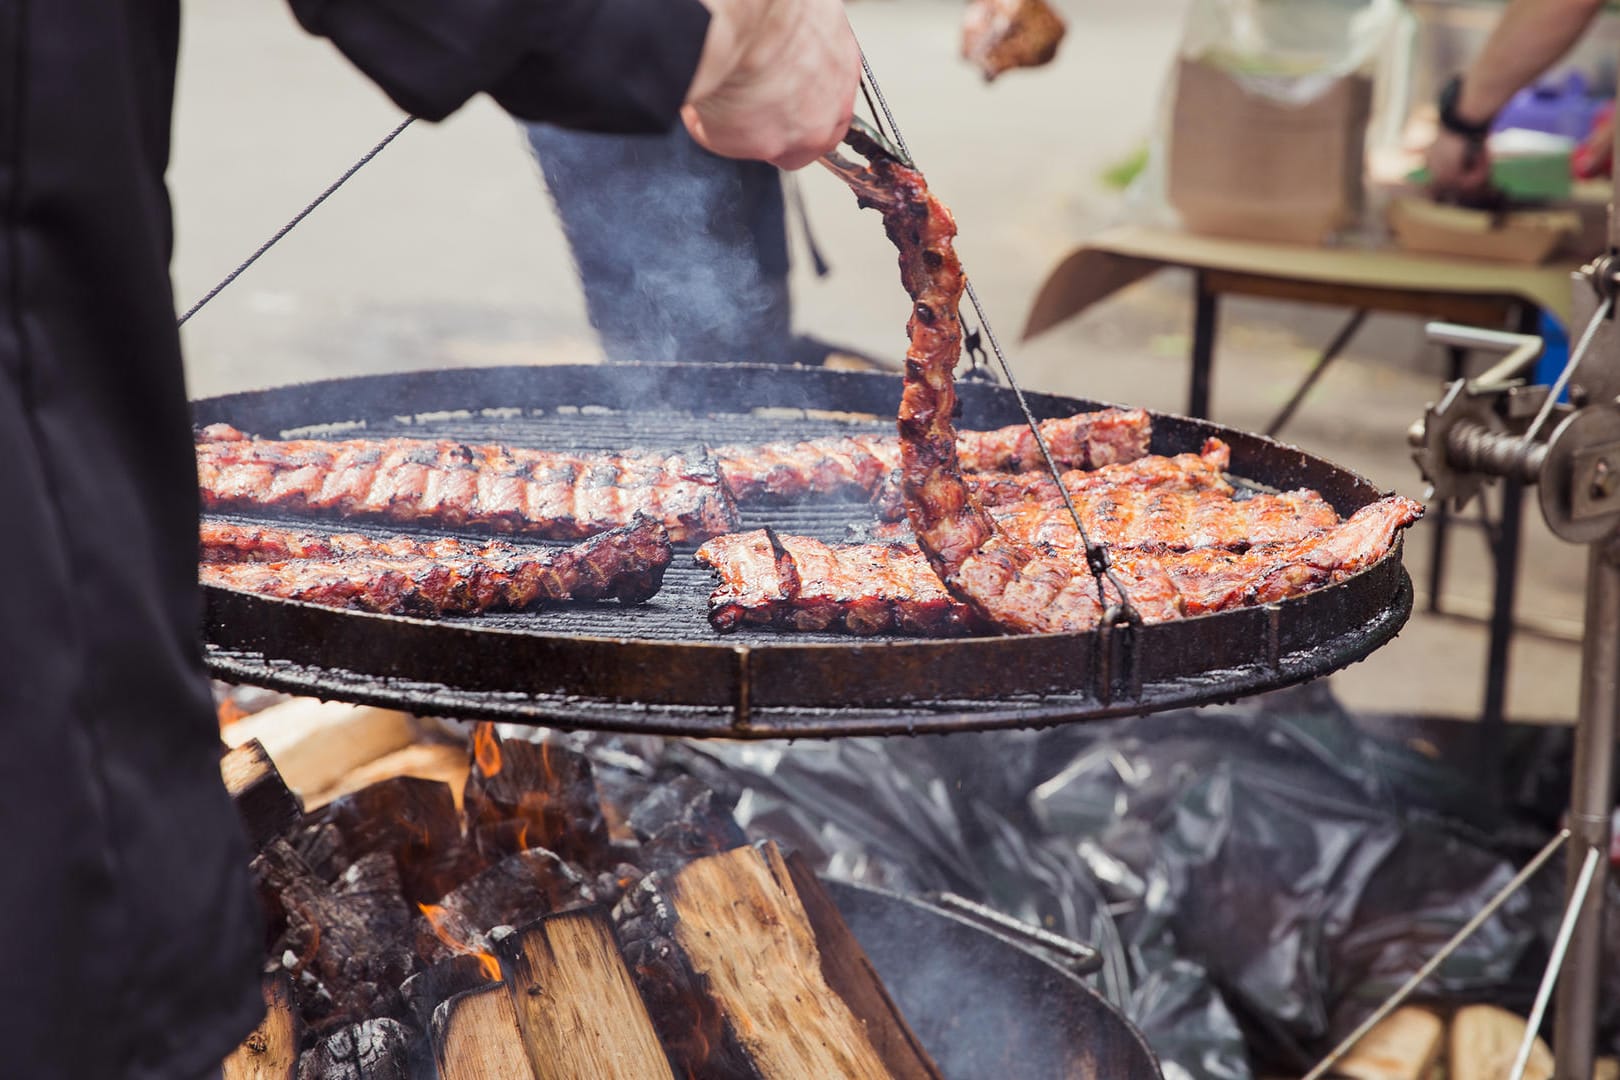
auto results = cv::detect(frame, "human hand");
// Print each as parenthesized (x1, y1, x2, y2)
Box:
(683, 0, 861, 170)
(1426, 129, 1493, 200)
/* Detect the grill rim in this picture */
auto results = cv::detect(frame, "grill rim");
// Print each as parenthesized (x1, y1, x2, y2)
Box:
(194, 362, 1414, 735)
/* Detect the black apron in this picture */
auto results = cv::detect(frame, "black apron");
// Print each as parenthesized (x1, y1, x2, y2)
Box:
(0, 1, 704, 1076)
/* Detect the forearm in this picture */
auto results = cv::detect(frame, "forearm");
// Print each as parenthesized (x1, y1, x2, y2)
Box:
(1457, 0, 1607, 122)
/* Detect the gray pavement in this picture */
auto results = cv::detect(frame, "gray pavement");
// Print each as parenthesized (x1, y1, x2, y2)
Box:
(171, 0, 1585, 724)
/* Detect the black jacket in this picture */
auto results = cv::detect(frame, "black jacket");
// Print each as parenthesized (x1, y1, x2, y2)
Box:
(0, 2, 706, 1077)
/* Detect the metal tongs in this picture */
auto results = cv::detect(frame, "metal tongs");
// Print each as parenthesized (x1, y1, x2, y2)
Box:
(818, 115, 913, 191)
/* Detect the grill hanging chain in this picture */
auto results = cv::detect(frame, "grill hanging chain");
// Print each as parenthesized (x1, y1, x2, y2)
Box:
(176, 116, 416, 327)
(852, 52, 1141, 626)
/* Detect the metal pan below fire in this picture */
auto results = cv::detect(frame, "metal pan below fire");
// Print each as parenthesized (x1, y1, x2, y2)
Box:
(196, 363, 1413, 736)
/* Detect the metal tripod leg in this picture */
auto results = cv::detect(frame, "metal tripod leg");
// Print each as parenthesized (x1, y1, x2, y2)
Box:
(1552, 543, 1619, 1079)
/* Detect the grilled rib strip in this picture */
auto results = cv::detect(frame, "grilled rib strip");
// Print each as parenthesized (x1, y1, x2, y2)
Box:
(874, 437, 1233, 521)
(697, 497, 1421, 637)
(200, 518, 673, 615)
(711, 408, 1150, 506)
(195, 424, 737, 543)
(827, 134, 1122, 633)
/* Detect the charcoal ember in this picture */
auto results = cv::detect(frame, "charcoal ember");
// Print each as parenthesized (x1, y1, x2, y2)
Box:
(463, 735, 610, 868)
(613, 874, 749, 1077)
(296, 1018, 412, 1080)
(629, 776, 747, 873)
(414, 848, 597, 965)
(310, 777, 481, 904)
(294, 823, 351, 883)
(400, 956, 495, 1033)
(590, 860, 648, 909)
(256, 842, 418, 1033)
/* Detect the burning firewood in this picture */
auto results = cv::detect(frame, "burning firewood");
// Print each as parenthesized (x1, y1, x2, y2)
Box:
(463, 725, 613, 869)
(234, 724, 939, 1078)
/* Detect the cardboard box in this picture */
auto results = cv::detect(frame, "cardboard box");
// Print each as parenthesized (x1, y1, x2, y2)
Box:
(1387, 196, 1580, 265)
(1168, 58, 1373, 245)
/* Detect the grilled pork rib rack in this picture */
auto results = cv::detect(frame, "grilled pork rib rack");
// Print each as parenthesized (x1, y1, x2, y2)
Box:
(196, 424, 737, 544)
(698, 496, 1421, 636)
(200, 519, 671, 617)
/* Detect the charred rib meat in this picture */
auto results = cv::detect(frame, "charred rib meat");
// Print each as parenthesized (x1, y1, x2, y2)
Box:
(195, 425, 737, 543)
(200, 519, 672, 615)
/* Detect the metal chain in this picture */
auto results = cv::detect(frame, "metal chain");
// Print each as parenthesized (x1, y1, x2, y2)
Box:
(176, 116, 416, 327)
(854, 55, 1140, 624)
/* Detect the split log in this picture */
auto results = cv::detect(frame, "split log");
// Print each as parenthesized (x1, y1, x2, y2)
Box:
(222, 739, 302, 851)
(463, 731, 610, 869)
(619, 840, 928, 1079)
(492, 908, 676, 1080)
(1450, 1005, 1552, 1080)
(783, 853, 943, 1080)
(307, 742, 470, 811)
(1327, 1006, 1441, 1080)
(224, 975, 300, 1080)
(223, 699, 416, 797)
(295, 1018, 411, 1080)
(431, 984, 536, 1080)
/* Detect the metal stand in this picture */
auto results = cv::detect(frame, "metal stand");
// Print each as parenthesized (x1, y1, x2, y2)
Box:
(1553, 543, 1618, 1078)
(1308, 250, 1620, 1077)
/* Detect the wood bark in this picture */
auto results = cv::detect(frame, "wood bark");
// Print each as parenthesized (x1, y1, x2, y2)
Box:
(430, 984, 537, 1080)
(223, 975, 300, 1080)
(221, 739, 302, 851)
(493, 908, 676, 1080)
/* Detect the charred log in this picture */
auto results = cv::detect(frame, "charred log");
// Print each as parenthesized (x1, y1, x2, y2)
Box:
(628, 775, 748, 874)
(295, 1018, 411, 1080)
(413, 847, 597, 966)
(309, 777, 481, 906)
(222, 739, 303, 851)
(400, 955, 495, 1034)
(463, 731, 610, 869)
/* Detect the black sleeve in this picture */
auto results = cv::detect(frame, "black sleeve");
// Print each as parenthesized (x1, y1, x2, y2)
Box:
(287, 0, 711, 132)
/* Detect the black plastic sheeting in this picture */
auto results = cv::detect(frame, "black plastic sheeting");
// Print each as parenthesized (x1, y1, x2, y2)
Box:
(540, 682, 1620, 1079)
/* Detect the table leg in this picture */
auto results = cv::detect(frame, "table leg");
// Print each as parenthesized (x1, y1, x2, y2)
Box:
(1188, 271, 1218, 419)
(1426, 345, 1468, 615)
(1479, 476, 1522, 805)
(1264, 309, 1368, 437)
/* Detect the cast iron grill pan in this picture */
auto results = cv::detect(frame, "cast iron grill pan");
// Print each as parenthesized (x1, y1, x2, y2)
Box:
(196, 364, 1413, 736)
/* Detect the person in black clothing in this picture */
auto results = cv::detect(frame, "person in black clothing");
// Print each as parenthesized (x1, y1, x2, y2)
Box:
(0, 2, 857, 1078)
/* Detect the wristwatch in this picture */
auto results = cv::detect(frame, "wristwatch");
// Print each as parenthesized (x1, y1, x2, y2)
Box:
(1438, 74, 1494, 141)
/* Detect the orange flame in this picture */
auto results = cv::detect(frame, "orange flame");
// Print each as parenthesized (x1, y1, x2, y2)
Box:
(418, 902, 501, 982)
(472, 722, 502, 778)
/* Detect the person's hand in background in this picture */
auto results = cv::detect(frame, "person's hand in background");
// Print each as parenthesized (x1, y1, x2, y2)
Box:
(1426, 129, 1493, 201)
(683, 0, 861, 169)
